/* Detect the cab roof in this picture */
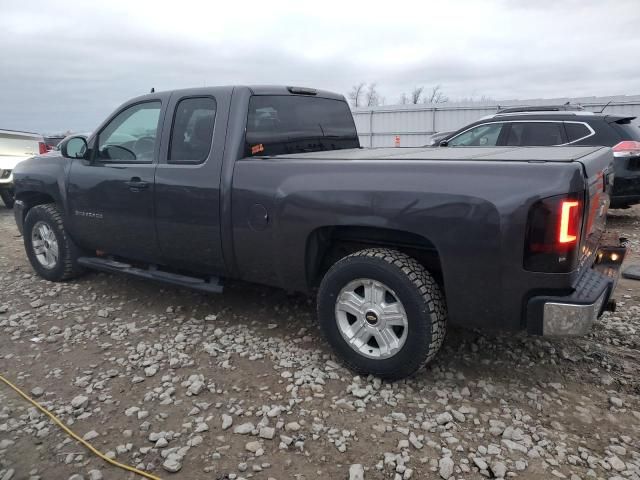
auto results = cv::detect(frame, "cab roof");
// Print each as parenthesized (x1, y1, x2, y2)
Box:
(129, 85, 346, 103)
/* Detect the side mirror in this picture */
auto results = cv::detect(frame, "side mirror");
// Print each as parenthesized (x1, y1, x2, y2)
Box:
(61, 136, 88, 159)
(439, 140, 449, 147)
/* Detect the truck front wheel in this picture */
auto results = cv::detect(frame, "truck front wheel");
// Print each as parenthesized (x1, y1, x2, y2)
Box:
(23, 204, 85, 282)
(317, 248, 447, 380)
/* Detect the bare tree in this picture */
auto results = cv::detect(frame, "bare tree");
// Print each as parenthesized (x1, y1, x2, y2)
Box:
(456, 94, 495, 103)
(399, 92, 409, 105)
(364, 83, 380, 107)
(348, 82, 366, 108)
(423, 85, 449, 104)
(411, 86, 424, 104)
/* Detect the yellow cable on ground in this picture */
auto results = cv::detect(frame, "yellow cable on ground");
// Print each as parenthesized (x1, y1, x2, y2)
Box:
(0, 374, 163, 480)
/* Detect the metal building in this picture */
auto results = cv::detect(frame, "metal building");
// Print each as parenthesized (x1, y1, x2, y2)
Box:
(352, 94, 640, 147)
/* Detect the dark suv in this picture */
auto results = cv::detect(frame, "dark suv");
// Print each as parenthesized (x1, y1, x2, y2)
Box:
(440, 106, 640, 208)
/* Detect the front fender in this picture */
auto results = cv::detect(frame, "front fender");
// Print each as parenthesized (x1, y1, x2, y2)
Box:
(13, 154, 71, 211)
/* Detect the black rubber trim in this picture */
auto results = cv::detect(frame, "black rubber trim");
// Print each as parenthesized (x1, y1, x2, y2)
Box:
(13, 200, 25, 234)
(77, 257, 224, 293)
(526, 268, 613, 335)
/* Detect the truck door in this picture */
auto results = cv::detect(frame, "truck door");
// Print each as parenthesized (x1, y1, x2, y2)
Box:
(153, 88, 230, 274)
(66, 97, 168, 262)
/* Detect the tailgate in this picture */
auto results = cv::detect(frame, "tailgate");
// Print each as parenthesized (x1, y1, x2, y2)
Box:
(0, 130, 41, 167)
(577, 147, 613, 269)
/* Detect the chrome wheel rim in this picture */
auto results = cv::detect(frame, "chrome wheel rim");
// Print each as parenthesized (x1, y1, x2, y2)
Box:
(31, 221, 59, 269)
(335, 278, 408, 359)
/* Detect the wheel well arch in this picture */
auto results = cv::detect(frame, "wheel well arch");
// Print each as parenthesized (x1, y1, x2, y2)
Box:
(305, 225, 443, 291)
(15, 191, 57, 221)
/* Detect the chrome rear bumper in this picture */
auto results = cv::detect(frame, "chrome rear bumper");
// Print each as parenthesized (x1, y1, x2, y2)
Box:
(527, 235, 626, 336)
(542, 289, 608, 336)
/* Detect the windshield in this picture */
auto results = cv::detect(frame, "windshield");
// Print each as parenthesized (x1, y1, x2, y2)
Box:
(245, 95, 359, 156)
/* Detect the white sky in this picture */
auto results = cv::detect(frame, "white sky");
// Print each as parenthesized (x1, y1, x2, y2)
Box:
(1, 0, 639, 132)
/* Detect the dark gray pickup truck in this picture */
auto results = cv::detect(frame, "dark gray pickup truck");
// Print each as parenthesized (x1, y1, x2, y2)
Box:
(12, 86, 626, 379)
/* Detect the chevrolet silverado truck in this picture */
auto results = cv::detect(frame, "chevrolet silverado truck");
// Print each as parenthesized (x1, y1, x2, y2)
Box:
(11, 86, 626, 379)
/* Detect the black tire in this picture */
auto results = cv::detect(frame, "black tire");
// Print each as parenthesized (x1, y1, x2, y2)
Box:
(0, 190, 14, 209)
(317, 248, 447, 380)
(23, 204, 85, 281)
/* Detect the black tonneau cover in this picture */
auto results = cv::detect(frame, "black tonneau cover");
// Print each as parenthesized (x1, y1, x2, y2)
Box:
(264, 145, 610, 163)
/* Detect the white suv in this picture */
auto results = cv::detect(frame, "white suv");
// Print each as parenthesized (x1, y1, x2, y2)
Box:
(0, 129, 46, 208)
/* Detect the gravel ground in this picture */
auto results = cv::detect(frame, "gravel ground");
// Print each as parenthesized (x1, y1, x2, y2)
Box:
(1, 205, 639, 480)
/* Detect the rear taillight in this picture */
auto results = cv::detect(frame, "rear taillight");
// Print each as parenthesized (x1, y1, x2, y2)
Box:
(612, 140, 640, 157)
(38, 142, 47, 154)
(558, 200, 580, 244)
(524, 193, 583, 273)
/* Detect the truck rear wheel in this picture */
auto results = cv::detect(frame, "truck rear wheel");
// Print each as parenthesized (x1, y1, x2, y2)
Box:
(23, 204, 84, 281)
(317, 248, 447, 380)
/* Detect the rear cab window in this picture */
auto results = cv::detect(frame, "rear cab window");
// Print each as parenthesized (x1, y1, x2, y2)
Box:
(245, 95, 359, 156)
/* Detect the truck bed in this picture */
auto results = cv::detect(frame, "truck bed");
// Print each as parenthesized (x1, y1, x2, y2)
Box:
(263, 145, 609, 163)
(234, 144, 613, 331)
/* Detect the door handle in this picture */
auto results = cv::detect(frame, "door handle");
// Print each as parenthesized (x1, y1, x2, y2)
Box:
(125, 177, 149, 191)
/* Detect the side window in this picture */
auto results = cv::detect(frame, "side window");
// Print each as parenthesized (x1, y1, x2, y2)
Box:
(448, 123, 504, 147)
(169, 97, 217, 164)
(96, 102, 161, 163)
(507, 122, 563, 146)
(565, 122, 592, 143)
(505, 123, 525, 146)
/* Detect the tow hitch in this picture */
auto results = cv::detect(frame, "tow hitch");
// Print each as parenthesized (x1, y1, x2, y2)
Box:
(593, 234, 627, 289)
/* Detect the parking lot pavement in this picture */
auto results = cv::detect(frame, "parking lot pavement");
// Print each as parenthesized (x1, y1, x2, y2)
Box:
(1, 205, 639, 480)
